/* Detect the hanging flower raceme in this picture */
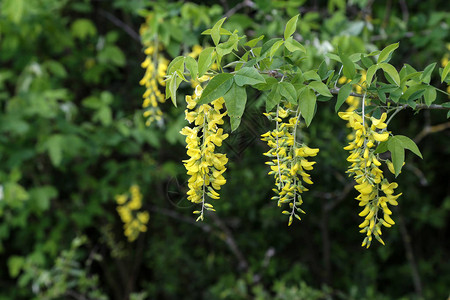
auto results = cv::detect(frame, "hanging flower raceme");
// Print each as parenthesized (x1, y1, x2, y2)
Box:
(180, 84, 229, 221)
(139, 41, 169, 127)
(339, 110, 402, 248)
(116, 185, 150, 242)
(261, 101, 319, 225)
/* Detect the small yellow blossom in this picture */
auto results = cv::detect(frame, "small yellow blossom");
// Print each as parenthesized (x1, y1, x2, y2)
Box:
(180, 82, 229, 221)
(262, 101, 319, 225)
(115, 185, 149, 242)
(340, 107, 400, 248)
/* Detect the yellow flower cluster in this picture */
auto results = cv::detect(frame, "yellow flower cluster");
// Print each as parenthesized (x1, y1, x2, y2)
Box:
(180, 84, 229, 221)
(339, 111, 402, 248)
(261, 102, 319, 225)
(116, 185, 150, 242)
(140, 43, 169, 126)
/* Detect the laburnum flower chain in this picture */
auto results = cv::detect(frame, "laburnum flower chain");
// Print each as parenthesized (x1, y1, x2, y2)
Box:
(180, 84, 229, 221)
(339, 109, 402, 248)
(140, 41, 168, 126)
(116, 185, 150, 242)
(261, 101, 319, 225)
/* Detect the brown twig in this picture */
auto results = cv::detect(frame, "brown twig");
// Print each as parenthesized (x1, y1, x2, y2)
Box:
(414, 122, 450, 143)
(210, 213, 249, 271)
(223, 0, 255, 18)
(149, 205, 249, 271)
(99, 10, 141, 42)
(396, 209, 423, 297)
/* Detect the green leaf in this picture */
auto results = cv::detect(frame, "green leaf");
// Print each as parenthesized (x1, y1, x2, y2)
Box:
(361, 55, 374, 69)
(202, 27, 232, 36)
(45, 134, 64, 167)
(167, 75, 182, 107)
(284, 14, 299, 40)
(375, 141, 389, 154)
(309, 81, 332, 97)
(318, 60, 328, 79)
(216, 33, 239, 57)
(167, 56, 185, 75)
(279, 82, 297, 104)
(261, 38, 282, 55)
(365, 64, 378, 86)
(198, 73, 234, 105)
(71, 19, 97, 39)
(387, 136, 405, 177)
(269, 40, 284, 59)
(245, 35, 264, 47)
(198, 47, 215, 77)
(234, 67, 265, 86)
(7, 256, 24, 278)
(339, 50, 356, 79)
(379, 63, 400, 86)
(420, 62, 436, 84)
(298, 87, 316, 126)
(211, 17, 227, 45)
(303, 70, 321, 81)
(441, 61, 450, 83)
(395, 135, 423, 159)
(223, 84, 247, 131)
(335, 83, 352, 112)
(185, 56, 198, 80)
(424, 86, 437, 106)
(266, 85, 281, 112)
(284, 37, 306, 53)
(377, 42, 399, 63)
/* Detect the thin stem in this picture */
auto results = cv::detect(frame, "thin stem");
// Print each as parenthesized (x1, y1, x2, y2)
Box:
(275, 105, 284, 189)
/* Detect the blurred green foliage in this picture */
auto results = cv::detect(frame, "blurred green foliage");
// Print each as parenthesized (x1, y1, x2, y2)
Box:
(0, 0, 449, 299)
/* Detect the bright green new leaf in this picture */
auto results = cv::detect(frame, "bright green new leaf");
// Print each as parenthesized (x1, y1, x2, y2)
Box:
(298, 87, 316, 126)
(441, 61, 450, 83)
(211, 17, 227, 45)
(202, 27, 232, 36)
(269, 40, 284, 59)
(167, 56, 185, 75)
(378, 42, 399, 63)
(223, 84, 247, 131)
(335, 83, 352, 112)
(284, 37, 306, 53)
(279, 82, 297, 104)
(198, 73, 234, 105)
(185, 56, 198, 80)
(309, 81, 332, 97)
(284, 14, 299, 40)
(234, 67, 266, 86)
(379, 63, 400, 86)
(245, 35, 264, 47)
(198, 47, 215, 77)
(216, 33, 239, 57)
